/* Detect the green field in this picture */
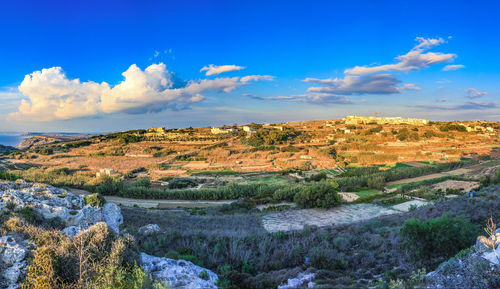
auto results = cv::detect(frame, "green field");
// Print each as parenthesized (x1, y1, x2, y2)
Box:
(243, 176, 290, 185)
(188, 169, 241, 176)
(354, 189, 381, 197)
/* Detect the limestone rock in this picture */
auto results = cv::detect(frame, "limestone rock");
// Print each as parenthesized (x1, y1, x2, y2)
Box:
(61, 226, 81, 238)
(67, 205, 103, 228)
(102, 202, 123, 234)
(0, 180, 123, 236)
(138, 224, 160, 236)
(481, 247, 500, 265)
(278, 273, 315, 289)
(0, 235, 28, 289)
(426, 245, 498, 288)
(140, 252, 218, 289)
(475, 236, 490, 253)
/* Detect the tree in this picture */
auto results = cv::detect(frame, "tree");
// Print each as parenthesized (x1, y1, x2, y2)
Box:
(294, 181, 342, 209)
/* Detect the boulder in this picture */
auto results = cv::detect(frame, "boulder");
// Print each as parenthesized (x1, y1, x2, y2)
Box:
(140, 252, 218, 289)
(481, 247, 500, 265)
(102, 202, 123, 234)
(278, 273, 315, 289)
(0, 235, 28, 289)
(61, 226, 81, 238)
(0, 180, 123, 236)
(475, 236, 490, 253)
(138, 224, 160, 236)
(66, 205, 102, 228)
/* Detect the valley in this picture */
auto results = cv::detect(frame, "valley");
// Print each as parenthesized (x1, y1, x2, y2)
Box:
(1, 118, 499, 288)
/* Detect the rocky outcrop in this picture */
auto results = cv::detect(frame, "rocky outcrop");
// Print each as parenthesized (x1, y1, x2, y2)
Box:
(138, 224, 160, 236)
(0, 180, 122, 235)
(278, 273, 315, 289)
(477, 228, 500, 265)
(140, 252, 218, 289)
(0, 235, 30, 289)
(425, 239, 500, 288)
(0, 179, 222, 289)
(15, 136, 59, 150)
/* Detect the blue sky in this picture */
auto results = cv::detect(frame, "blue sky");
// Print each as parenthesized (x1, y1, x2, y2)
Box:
(0, 0, 499, 132)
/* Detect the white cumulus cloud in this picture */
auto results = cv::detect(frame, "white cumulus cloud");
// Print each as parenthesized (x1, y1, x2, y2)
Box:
(200, 64, 245, 76)
(9, 63, 271, 121)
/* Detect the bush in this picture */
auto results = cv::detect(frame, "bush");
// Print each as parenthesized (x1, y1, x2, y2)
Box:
(280, 145, 300, 152)
(35, 147, 54, 155)
(167, 178, 197, 189)
(492, 169, 500, 184)
(84, 193, 107, 207)
(307, 172, 327, 182)
(366, 175, 385, 190)
(400, 214, 480, 267)
(94, 176, 123, 195)
(132, 177, 151, 188)
(294, 181, 341, 209)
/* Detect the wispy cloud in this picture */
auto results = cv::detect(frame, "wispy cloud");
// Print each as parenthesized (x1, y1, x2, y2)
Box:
(0, 89, 23, 101)
(345, 37, 455, 75)
(9, 63, 272, 121)
(248, 93, 353, 105)
(412, 100, 499, 111)
(261, 37, 449, 104)
(442, 64, 465, 71)
(200, 64, 245, 76)
(465, 88, 487, 99)
(304, 74, 419, 95)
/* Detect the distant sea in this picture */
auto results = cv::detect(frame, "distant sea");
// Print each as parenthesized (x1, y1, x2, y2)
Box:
(0, 133, 28, 147)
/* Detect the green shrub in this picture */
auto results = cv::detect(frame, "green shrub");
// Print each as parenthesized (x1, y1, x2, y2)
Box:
(198, 270, 209, 280)
(272, 186, 301, 202)
(307, 172, 327, 182)
(6, 200, 16, 211)
(280, 145, 300, 152)
(400, 214, 480, 266)
(84, 193, 106, 207)
(167, 178, 197, 189)
(219, 199, 256, 214)
(132, 177, 151, 188)
(492, 169, 500, 184)
(294, 181, 341, 209)
(15, 206, 40, 224)
(0, 170, 19, 181)
(366, 175, 385, 190)
(35, 147, 54, 155)
(94, 176, 123, 195)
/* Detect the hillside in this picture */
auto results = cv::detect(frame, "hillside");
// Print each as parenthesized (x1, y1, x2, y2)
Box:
(0, 117, 500, 288)
(0, 144, 16, 155)
(6, 118, 499, 180)
(15, 133, 92, 150)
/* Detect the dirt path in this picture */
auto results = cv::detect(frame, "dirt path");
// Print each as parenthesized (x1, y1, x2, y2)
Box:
(385, 160, 500, 187)
(403, 161, 430, 168)
(386, 173, 448, 186)
(68, 188, 234, 208)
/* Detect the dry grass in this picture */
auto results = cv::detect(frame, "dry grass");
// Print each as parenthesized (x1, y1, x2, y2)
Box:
(11, 120, 499, 178)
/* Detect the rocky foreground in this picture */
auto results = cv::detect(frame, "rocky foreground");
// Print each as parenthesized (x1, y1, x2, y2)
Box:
(0, 180, 218, 288)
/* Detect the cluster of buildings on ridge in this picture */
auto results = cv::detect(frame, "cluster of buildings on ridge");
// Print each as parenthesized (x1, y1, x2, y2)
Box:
(210, 124, 285, 135)
(342, 115, 430, 126)
(145, 115, 496, 137)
